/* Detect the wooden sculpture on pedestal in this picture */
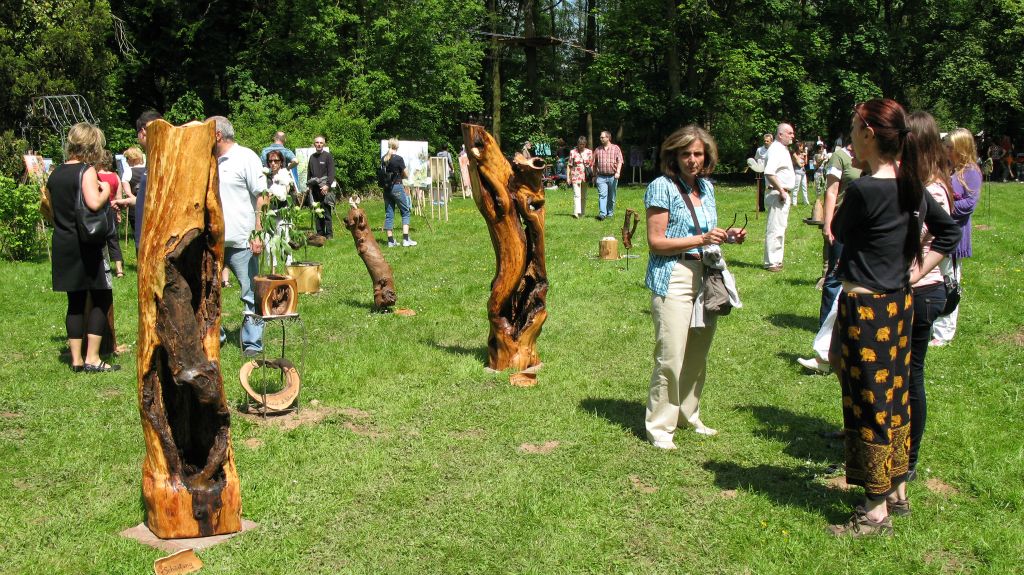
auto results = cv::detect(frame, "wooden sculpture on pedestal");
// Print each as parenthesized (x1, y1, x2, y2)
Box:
(461, 123, 548, 372)
(343, 196, 397, 311)
(136, 119, 241, 539)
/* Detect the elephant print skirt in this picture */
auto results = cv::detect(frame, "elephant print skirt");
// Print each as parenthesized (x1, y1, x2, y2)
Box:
(834, 288, 913, 497)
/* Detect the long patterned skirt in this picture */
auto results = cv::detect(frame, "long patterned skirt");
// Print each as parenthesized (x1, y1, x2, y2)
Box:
(835, 289, 913, 497)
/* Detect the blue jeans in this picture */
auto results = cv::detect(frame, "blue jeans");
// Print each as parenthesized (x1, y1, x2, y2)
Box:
(909, 282, 946, 471)
(819, 240, 843, 326)
(596, 175, 617, 218)
(384, 183, 412, 230)
(222, 246, 263, 353)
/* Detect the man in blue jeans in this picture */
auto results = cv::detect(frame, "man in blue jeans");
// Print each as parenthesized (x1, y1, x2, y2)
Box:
(210, 115, 268, 356)
(592, 131, 623, 220)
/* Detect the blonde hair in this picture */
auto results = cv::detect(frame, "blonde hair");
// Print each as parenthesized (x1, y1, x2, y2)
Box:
(384, 137, 399, 162)
(946, 128, 980, 195)
(123, 146, 144, 166)
(65, 122, 105, 163)
(660, 125, 718, 178)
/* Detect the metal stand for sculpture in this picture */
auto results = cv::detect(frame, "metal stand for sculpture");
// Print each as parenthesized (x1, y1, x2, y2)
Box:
(136, 119, 241, 539)
(343, 196, 397, 312)
(461, 123, 548, 372)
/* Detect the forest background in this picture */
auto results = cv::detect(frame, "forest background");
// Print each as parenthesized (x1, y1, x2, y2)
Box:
(1, 0, 1023, 190)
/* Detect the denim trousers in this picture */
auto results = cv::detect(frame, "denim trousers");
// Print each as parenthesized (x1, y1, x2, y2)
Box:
(384, 183, 412, 230)
(819, 240, 844, 326)
(909, 282, 947, 471)
(595, 175, 617, 218)
(223, 246, 263, 353)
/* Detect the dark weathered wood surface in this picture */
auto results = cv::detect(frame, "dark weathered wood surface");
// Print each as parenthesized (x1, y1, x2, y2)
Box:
(461, 123, 548, 372)
(137, 119, 241, 539)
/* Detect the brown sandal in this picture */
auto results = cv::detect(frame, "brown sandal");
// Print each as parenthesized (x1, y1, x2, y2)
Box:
(828, 507, 893, 537)
(887, 498, 911, 516)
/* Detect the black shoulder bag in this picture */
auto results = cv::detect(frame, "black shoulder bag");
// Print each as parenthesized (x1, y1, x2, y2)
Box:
(75, 164, 111, 245)
(672, 178, 732, 316)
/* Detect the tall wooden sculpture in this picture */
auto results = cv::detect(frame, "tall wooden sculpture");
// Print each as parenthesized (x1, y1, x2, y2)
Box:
(137, 119, 241, 539)
(461, 123, 548, 372)
(343, 196, 397, 311)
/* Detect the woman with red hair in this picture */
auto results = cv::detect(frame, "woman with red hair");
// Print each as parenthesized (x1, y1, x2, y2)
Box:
(827, 99, 960, 536)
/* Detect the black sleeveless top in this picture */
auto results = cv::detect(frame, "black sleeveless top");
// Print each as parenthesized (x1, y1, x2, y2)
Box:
(48, 162, 111, 292)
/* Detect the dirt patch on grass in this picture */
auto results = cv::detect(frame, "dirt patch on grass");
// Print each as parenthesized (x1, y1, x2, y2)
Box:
(629, 475, 658, 494)
(720, 489, 738, 499)
(825, 476, 854, 491)
(973, 224, 993, 231)
(243, 438, 264, 449)
(518, 440, 560, 454)
(926, 477, 959, 496)
(342, 421, 384, 438)
(236, 405, 339, 431)
(924, 550, 965, 573)
(338, 407, 371, 420)
(1, 412, 22, 419)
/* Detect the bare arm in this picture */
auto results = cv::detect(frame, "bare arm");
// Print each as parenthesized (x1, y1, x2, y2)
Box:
(821, 174, 841, 242)
(646, 207, 726, 256)
(81, 166, 110, 212)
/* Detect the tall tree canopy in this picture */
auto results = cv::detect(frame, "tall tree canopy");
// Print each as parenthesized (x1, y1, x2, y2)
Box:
(2, 0, 1021, 184)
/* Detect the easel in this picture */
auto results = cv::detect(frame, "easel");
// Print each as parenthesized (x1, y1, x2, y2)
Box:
(429, 156, 451, 221)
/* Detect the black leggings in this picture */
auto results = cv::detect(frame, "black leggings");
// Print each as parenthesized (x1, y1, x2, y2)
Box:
(105, 209, 123, 264)
(66, 290, 113, 339)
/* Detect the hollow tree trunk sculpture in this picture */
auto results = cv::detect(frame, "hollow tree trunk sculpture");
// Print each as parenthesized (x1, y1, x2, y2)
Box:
(461, 123, 548, 372)
(136, 119, 241, 539)
(343, 197, 397, 311)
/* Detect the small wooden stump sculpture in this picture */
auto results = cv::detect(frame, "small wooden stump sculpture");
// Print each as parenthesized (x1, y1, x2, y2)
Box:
(343, 196, 397, 311)
(461, 123, 548, 372)
(136, 119, 241, 539)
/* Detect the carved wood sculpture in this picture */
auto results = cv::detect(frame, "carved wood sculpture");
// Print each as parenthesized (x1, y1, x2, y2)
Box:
(461, 123, 548, 372)
(622, 208, 639, 250)
(137, 119, 241, 539)
(343, 196, 397, 311)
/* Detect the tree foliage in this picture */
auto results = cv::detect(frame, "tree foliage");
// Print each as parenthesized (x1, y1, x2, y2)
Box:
(1, 0, 1022, 182)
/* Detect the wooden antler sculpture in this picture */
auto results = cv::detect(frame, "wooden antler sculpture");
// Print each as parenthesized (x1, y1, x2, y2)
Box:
(343, 196, 397, 311)
(136, 119, 241, 539)
(622, 208, 639, 249)
(461, 123, 548, 372)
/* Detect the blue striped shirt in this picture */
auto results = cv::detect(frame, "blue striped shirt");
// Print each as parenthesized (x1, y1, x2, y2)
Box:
(644, 175, 718, 296)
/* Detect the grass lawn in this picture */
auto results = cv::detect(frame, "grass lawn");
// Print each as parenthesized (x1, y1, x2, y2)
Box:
(1, 180, 1022, 574)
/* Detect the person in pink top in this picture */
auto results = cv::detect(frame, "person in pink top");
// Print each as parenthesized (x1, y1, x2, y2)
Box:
(95, 150, 124, 278)
(567, 136, 593, 218)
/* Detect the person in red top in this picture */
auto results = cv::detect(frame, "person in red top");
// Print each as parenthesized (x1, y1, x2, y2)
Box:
(592, 130, 624, 220)
(95, 150, 124, 278)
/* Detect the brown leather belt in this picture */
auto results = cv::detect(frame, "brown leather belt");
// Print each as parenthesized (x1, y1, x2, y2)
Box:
(680, 252, 702, 261)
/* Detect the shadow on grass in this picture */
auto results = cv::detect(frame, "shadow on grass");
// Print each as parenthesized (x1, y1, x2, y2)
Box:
(784, 277, 818, 287)
(766, 313, 818, 333)
(702, 460, 854, 522)
(427, 340, 489, 364)
(739, 404, 842, 464)
(579, 398, 645, 441)
(339, 297, 376, 312)
(727, 260, 765, 270)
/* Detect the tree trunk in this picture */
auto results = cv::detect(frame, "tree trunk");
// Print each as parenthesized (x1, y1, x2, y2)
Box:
(136, 119, 241, 539)
(489, 0, 502, 146)
(461, 123, 548, 372)
(524, 0, 541, 115)
(342, 199, 397, 311)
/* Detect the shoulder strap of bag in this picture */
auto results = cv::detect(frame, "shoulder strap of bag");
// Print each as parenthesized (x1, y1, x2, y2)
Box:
(76, 163, 89, 211)
(671, 177, 706, 255)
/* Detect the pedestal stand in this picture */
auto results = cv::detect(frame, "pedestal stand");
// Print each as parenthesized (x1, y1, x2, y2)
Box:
(240, 312, 306, 416)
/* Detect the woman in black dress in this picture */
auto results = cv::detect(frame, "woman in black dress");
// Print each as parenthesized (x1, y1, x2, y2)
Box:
(47, 122, 120, 372)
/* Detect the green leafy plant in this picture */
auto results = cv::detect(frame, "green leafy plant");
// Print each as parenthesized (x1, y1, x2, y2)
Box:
(252, 190, 324, 276)
(0, 176, 47, 261)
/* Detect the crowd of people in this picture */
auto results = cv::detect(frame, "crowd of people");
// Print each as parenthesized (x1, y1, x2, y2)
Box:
(42, 101, 991, 538)
(641, 98, 985, 537)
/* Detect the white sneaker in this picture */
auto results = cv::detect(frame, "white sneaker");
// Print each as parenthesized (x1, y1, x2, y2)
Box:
(402, 239, 417, 247)
(651, 440, 677, 450)
(798, 356, 832, 374)
(928, 338, 948, 348)
(387, 240, 398, 248)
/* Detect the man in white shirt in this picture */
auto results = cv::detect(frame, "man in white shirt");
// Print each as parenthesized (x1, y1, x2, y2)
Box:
(753, 133, 773, 212)
(762, 123, 795, 271)
(209, 115, 267, 356)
